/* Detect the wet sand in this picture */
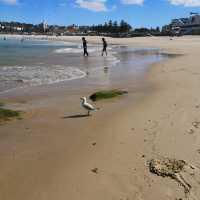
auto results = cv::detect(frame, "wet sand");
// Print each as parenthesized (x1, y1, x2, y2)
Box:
(1, 36, 200, 200)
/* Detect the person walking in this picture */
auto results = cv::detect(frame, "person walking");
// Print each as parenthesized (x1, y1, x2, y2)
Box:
(82, 37, 89, 57)
(102, 38, 107, 56)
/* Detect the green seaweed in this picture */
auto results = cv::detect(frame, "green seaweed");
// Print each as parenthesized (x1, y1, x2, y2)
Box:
(0, 107, 21, 121)
(90, 89, 128, 101)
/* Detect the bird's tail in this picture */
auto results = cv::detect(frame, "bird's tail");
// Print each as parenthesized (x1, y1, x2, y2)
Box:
(94, 107, 100, 111)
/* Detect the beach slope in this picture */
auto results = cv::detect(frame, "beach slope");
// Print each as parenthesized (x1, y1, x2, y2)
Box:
(0, 36, 200, 200)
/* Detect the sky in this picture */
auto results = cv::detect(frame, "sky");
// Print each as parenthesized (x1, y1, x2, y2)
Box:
(0, 0, 200, 28)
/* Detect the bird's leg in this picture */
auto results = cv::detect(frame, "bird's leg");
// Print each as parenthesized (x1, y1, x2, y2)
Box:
(88, 111, 90, 116)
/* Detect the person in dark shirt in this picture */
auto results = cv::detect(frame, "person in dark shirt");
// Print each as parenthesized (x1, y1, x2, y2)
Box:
(102, 38, 107, 56)
(82, 37, 89, 56)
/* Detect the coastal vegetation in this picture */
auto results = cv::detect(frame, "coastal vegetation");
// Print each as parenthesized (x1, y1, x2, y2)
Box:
(90, 20, 132, 33)
(89, 90, 128, 101)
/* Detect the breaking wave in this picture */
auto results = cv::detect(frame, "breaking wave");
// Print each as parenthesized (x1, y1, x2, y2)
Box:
(0, 65, 86, 92)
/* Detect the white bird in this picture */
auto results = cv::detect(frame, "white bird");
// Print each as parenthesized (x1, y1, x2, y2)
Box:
(80, 97, 96, 116)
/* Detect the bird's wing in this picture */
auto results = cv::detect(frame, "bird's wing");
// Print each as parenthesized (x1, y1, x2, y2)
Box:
(83, 103, 95, 110)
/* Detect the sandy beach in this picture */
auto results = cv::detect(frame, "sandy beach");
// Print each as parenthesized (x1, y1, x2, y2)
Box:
(1, 35, 200, 200)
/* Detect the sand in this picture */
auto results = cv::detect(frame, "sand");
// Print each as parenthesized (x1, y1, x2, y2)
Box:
(1, 35, 200, 200)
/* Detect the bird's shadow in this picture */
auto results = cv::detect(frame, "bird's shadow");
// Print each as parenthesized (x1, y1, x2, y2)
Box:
(62, 114, 90, 119)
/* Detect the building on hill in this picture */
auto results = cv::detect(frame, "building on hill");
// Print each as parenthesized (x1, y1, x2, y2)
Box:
(162, 13, 200, 36)
(66, 25, 79, 35)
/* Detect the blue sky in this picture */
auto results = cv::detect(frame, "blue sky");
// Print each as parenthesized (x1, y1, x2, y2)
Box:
(0, 0, 200, 28)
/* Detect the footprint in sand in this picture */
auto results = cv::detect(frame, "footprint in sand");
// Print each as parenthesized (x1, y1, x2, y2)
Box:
(187, 129, 195, 135)
(146, 120, 158, 129)
(91, 168, 98, 174)
(192, 121, 200, 129)
(187, 121, 200, 135)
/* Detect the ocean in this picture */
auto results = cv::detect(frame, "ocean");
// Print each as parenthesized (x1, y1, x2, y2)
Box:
(0, 36, 164, 94)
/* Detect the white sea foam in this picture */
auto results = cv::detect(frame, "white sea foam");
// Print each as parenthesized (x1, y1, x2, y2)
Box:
(54, 46, 99, 54)
(54, 48, 83, 54)
(31, 41, 78, 47)
(0, 65, 86, 88)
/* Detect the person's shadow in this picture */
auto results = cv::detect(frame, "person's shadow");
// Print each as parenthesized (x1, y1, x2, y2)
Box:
(62, 114, 89, 119)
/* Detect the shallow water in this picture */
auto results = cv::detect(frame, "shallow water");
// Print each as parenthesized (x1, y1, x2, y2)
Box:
(0, 36, 164, 94)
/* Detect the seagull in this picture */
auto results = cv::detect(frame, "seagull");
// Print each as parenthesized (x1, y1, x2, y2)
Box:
(80, 97, 96, 116)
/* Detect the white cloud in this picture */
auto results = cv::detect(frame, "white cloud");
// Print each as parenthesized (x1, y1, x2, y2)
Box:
(169, 0, 200, 7)
(75, 0, 107, 12)
(0, 0, 17, 5)
(121, 0, 144, 5)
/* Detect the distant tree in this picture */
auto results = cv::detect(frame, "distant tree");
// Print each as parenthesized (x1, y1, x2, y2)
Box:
(103, 22, 108, 32)
(156, 26, 160, 32)
(113, 21, 118, 33)
(90, 19, 132, 34)
(119, 20, 131, 33)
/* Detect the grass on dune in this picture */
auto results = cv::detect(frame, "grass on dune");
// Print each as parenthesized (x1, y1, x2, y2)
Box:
(89, 89, 128, 101)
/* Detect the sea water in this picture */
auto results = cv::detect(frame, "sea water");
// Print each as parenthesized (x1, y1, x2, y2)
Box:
(0, 36, 163, 93)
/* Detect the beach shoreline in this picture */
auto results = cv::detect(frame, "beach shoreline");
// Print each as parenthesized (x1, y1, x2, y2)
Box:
(1, 35, 200, 200)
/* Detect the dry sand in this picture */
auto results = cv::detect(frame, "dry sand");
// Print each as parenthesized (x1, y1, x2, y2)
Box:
(1, 36, 200, 200)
